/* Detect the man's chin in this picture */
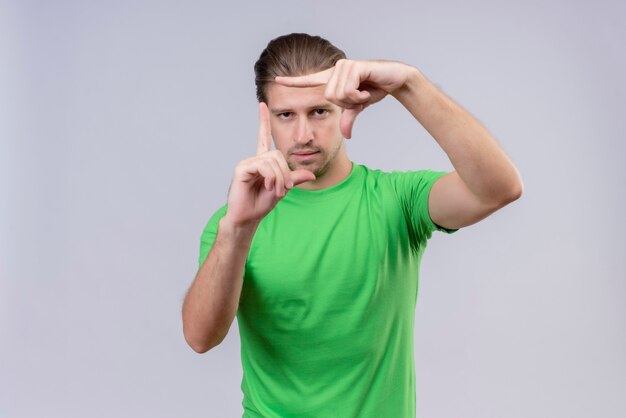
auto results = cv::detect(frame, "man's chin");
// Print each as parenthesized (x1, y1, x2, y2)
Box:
(289, 160, 317, 171)
(289, 155, 331, 178)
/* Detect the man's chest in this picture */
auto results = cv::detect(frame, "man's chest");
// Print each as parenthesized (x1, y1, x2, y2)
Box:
(239, 193, 411, 327)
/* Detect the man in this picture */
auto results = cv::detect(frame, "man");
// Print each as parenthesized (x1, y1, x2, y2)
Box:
(182, 33, 522, 417)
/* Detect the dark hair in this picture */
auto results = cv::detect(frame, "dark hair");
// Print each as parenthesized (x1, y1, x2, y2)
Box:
(254, 33, 346, 103)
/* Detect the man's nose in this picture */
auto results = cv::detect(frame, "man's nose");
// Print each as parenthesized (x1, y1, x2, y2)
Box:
(294, 117, 314, 144)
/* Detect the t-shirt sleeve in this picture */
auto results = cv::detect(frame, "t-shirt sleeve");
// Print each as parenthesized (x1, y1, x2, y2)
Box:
(198, 204, 228, 268)
(389, 169, 459, 244)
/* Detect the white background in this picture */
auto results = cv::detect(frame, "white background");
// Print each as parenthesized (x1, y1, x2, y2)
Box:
(1, 0, 624, 416)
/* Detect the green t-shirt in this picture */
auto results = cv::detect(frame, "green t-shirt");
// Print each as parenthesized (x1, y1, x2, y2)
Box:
(198, 161, 458, 417)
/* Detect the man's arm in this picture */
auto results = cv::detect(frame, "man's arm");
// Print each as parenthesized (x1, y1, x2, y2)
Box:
(182, 216, 256, 353)
(275, 60, 523, 230)
(391, 68, 523, 230)
(182, 102, 316, 354)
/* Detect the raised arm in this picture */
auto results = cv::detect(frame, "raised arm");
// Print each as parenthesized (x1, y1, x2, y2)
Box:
(275, 59, 523, 230)
(392, 67, 523, 230)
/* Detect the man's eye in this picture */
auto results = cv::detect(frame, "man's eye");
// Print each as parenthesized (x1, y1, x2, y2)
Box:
(278, 112, 292, 119)
(313, 109, 328, 116)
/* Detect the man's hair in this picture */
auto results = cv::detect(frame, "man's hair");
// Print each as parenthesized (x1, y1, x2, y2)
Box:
(254, 33, 346, 103)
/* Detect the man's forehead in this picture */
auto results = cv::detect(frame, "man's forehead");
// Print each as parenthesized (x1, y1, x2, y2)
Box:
(266, 83, 334, 113)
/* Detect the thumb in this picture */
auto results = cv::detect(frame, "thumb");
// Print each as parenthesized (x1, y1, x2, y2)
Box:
(290, 169, 317, 185)
(340, 106, 363, 139)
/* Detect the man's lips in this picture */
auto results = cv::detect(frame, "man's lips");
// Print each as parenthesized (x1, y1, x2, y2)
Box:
(292, 151, 319, 155)
(292, 151, 319, 160)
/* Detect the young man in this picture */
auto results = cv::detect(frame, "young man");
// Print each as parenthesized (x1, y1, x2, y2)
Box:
(182, 33, 522, 417)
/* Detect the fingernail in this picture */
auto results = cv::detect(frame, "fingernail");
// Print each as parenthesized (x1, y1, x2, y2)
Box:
(287, 180, 294, 188)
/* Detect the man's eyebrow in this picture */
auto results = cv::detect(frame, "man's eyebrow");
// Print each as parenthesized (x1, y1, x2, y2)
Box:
(270, 104, 333, 114)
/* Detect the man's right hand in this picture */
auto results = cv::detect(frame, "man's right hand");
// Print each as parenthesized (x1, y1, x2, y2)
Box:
(222, 102, 316, 228)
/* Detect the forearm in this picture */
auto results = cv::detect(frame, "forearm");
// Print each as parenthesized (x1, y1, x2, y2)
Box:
(182, 216, 257, 353)
(392, 67, 523, 203)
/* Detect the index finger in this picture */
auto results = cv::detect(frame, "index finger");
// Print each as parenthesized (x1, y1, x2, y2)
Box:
(256, 102, 271, 156)
(274, 67, 333, 87)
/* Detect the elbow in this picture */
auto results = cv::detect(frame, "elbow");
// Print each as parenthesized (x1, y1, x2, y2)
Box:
(498, 176, 524, 206)
(509, 168, 524, 201)
(510, 177, 524, 202)
(187, 337, 209, 354)
(185, 334, 215, 354)
(506, 182, 523, 203)
(488, 181, 523, 210)
(183, 326, 219, 354)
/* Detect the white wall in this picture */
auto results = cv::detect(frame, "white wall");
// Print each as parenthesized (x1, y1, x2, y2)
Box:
(1, 0, 624, 416)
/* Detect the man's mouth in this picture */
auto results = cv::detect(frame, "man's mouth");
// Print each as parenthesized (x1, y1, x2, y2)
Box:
(292, 151, 319, 160)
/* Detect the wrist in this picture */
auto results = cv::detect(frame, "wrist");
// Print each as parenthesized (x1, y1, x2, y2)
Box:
(390, 66, 434, 119)
(218, 215, 259, 245)
(391, 65, 426, 101)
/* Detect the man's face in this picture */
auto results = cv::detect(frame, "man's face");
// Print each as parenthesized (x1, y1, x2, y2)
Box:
(265, 82, 345, 178)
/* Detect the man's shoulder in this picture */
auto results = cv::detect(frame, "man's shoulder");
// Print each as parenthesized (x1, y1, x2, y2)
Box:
(356, 162, 435, 180)
(355, 163, 449, 199)
(355, 162, 390, 178)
